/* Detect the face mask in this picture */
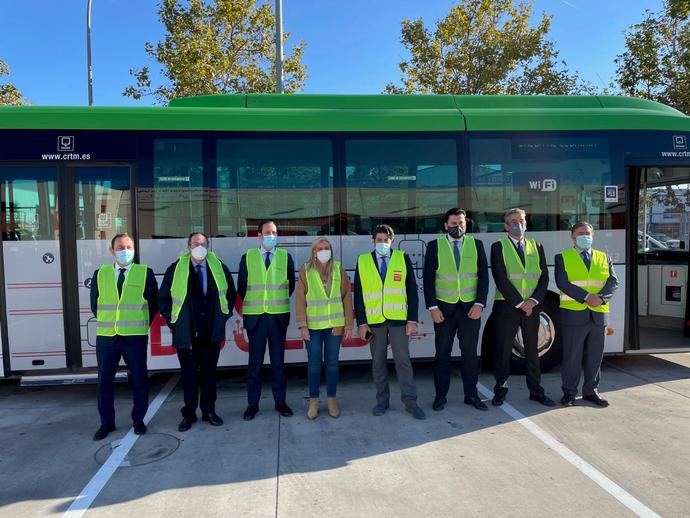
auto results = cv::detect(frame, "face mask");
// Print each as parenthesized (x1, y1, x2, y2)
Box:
(191, 246, 208, 261)
(262, 235, 278, 250)
(316, 250, 331, 263)
(115, 249, 134, 266)
(375, 242, 390, 256)
(509, 223, 526, 238)
(447, 226, 465, 239)
(575, 235, 593, 250)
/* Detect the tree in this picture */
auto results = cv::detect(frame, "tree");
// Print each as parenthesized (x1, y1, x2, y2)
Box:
(124, 0, 307, 104)
(385, 0, 594, 95)
(615, 2, 690, 114)
(0, 59, 26, 106)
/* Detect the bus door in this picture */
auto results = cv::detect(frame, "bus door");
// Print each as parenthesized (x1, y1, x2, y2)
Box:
(636, 166, 690, 351)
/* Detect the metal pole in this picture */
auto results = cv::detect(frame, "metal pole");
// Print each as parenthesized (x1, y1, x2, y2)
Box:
(87, 0, 93, 105)
(275, 0, 284, 94)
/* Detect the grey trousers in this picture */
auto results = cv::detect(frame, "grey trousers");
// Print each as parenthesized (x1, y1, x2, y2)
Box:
(561, 320, 606, 397)
(369, 322, 418, 408)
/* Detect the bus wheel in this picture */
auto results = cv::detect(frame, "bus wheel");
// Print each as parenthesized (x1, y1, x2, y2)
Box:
(510, 293, 562, 374)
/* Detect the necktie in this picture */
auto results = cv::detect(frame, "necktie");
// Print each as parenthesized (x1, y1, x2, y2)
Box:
(380, 256, 388, 280)
(581, 251, 591, 270)
(117, 268, 126, 296)
(195, 264, 205, 295)
(516, 241, 525, 266)
(453, 240, 461, 269)
(264, 252, 271, 269)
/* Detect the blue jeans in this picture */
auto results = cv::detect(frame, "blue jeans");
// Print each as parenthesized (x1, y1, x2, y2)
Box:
(304, 328, 342, 397)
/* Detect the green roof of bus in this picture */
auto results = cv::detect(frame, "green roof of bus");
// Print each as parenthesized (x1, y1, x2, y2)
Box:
(0, 94, 689, 132)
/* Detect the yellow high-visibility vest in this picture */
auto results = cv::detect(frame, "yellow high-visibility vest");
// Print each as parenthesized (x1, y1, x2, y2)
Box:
(435, 236, 478, 303)
(96, 263, 149, 336)
(305, 261, 345, 329)
(559, 248, 610, 313)
(242, 248, 290, 315)
(170, 252, 229, 324)
(494, 237, 541, 300)
(357, 250, 407, 323)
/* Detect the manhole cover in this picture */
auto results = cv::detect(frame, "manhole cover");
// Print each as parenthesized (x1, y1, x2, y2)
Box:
(95, 433, 180, 467)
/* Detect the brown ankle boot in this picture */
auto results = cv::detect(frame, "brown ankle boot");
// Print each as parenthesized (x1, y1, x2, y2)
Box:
(327, 397, 340, 418)
(307, 398, 319, 420)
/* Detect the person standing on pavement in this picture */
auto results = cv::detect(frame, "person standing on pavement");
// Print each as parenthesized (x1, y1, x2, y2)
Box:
(354, 224, 425, 420)
(296, 237, 354, 419)
(423, 208, 489, 412)
(238, 220, 296, 421)
(555, 221, 618, 407)
(490, 208, 555, 408)
(91, 233, 159, 441)
(159, 232, 236, 432)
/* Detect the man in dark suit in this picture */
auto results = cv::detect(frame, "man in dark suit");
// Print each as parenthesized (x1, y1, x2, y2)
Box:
(91, 233, 159, 441)
(555, 221, 618, 407)
(423, 208, 489, 412)
(238, 220, 295, 420)
(159, 232, 236, 431)
(490, 208, 555, 407)
(354, 224, 425, 419)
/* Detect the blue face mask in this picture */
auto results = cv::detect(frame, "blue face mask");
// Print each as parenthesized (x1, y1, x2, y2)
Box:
(262, 235, 278, 250)
(575, 235, 593, 250)
(375, 242, 391, 256)
(115, 249, 135, 266)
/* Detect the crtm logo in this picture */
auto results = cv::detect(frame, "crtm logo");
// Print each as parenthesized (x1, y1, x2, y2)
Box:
(58, 136, 74, 152)
(673, 135, 687, 150)
(529, 178, 558, 192)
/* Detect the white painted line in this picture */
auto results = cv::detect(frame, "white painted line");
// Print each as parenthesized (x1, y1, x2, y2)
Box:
(64, 374, 179, 518)
(477, 383, 660, 518)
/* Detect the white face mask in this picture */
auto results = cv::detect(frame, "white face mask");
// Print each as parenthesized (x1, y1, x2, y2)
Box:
(191, 245, 208, 261)
(316, 250, 331, 263)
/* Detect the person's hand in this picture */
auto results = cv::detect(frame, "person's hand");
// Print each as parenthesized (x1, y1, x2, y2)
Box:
(300, 327, 310, 341)
(358, 324, 371, 338)
(521, 299, 537, 317)
(430, 308, 445, 324)
(343, 327, 352, 340)
(406, 322, 417, 337)
(467, 305, 483, 320)
(586, 294, 603, 307)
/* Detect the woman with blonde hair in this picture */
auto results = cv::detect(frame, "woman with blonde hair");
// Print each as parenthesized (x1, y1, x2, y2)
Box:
(296, 237, 353, 419)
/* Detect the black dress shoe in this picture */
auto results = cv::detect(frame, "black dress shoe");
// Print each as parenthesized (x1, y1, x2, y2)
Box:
(529, 393, 556, 407)
(561, 394, 576, 407)
(583, 394, 609, 407)
(464, 396, 489, 411)
(133, 421, 147, 435)
(243, 405, 259, 420)
(93, 423, 116, 441)
(275, 403, 293, 417)
(202, 412, 224, 426)
(492, 394, 505, 406)
(432, 397, 446, 411)
(178, 415, 197, 432)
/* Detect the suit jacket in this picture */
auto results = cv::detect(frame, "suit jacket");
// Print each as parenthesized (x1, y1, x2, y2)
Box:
(423, 236, 489, 312)
(490, 237, 549, 314)
(353, 250, 418, 326)
(237, 249, 295, 332)
(90, 264, 159, 347)
(158, 258, 237, 348)
(554, 249, 619, 326)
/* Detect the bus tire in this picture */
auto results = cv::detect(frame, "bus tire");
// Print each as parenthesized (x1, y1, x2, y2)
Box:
(510, 293, 562, 374)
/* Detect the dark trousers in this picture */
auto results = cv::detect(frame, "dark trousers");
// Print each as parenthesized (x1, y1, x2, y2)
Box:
(561, 320, 606, 397)
(433, 302, 480, 400)
(176, 337, 221, 417)
(247, 314, 288, 407)
(493, 308, 544, 397)
(96, 335, 149, 426)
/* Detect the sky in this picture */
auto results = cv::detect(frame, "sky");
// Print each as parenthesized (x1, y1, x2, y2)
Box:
(0, 0, 666, 106)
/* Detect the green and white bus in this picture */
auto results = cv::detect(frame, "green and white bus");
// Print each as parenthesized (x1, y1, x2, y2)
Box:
(1, 94, 689, 379)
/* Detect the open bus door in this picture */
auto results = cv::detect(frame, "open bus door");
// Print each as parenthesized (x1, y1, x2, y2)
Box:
(633, 166, 690, 352)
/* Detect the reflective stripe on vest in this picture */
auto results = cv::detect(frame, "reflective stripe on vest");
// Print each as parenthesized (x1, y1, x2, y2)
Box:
(170, 252, 230, 324)
(435, 235, 478, 303)
(559, 248, 610, 313)
(96, 263, 149, 336)
(242, 248, 290, 315)
(357, 250, 407, 324)
(494, 237, 541, 301)
(305, 261, 345, 330)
